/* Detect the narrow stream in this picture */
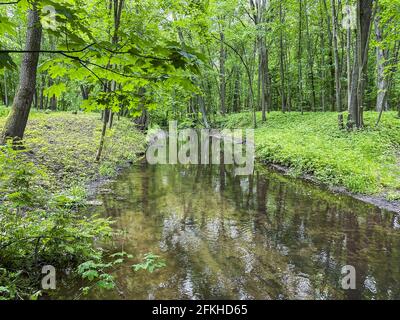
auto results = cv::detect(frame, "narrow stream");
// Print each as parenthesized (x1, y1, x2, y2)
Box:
(59, 162, 400, 300)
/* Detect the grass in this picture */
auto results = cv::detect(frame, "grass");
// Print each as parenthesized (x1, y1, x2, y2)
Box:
(216, 111, 400, 200)
(0, 109, 146, 192)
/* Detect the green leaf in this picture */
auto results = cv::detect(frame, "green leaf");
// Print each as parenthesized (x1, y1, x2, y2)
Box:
(0, 16, 16, 36)
(44, 83, 67, 98)
(82, 270, 99, 281)
(0, 52, 16, 70)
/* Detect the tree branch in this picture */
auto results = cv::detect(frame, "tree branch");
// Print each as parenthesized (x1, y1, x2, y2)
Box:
(0, 0, 20, 5)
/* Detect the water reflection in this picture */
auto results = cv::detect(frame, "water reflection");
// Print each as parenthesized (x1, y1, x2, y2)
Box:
(83, 162, 400, 300)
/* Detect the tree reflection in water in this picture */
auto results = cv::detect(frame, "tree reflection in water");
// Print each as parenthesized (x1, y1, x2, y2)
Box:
(61, 161, 400, 300)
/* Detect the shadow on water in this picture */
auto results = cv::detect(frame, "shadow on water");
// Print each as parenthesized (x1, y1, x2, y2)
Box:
(57, 161, 400, 300)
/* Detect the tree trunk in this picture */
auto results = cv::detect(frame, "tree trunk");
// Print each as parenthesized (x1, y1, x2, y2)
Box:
(1, 3, 42, 144)
(95, 108, 110, 162)
(80, 85, 90, 100)
(50, 95, 57, 111)
(305, 0, 316, 111)
(3, 70, 9, 107)
(259, 36, 269, 121)
(233, 66, 241, 112)
(349, 0, 373, 128)
(345, 0, 352, 112)
(219, 31, 226, 116)
(375, 11, 388, 113)
(96, 0, 124, 160)
(39, 74, 45, 110)
(33, 89, 38, 110)
(319, 8, 326, 112)
(331, 0, 342, 112)
(323, 0, 336, 111)
(279, 1, 287, 113)
(298, 0, 304, 113)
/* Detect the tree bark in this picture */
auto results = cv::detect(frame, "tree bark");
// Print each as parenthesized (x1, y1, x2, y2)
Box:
(305, 0, 316, 111)
(96, 0, 124, 161)
(1, 3, 42, 144)
(279, 1, 287, 113)
(323, 0, 336, 111)
(375, 11, 388, 113)
(39, 74, 45, 110)
(219, 31, 226, 116)
(331, 0, 342, 112)
(349, 0, 373, 128)
(250, 0, 269, 123)
(298, 0, 304, 113)
(3, 70, 9, 107)
(80, 85, 90, 100)
(345, 0, 352, 112)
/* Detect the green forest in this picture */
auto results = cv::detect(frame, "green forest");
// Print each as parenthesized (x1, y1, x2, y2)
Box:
(0, 0, 399, 301)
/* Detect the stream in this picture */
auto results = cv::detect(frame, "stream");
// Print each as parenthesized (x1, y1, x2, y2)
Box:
(58, 162, 400, 300)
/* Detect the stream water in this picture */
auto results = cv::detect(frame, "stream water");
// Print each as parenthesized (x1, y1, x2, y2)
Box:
(58, 162, 400, 300)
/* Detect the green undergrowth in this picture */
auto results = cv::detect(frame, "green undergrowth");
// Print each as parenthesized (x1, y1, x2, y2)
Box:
(16, 112, 145, 190)
(216, 111, 400, 200)
(0, 111, 146, 299)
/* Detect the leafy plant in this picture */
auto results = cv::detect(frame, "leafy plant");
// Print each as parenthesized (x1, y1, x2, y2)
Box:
(77, 251, 133, 294)
(0, 146, 114, 300)
(132, 253, 167, 273)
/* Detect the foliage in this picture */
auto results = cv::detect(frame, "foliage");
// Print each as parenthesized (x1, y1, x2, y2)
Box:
(77, 252, 133, 293)
(217, 111, 400, 198)
(0, 0, 399, 301)
(0, 144, 114, 300)
(0, 106, 9, 117)
(132, 253, 167, 273)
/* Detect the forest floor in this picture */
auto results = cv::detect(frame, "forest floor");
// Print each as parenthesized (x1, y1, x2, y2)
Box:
(0, 110, 146, 193)
(216, 111, 400, 210)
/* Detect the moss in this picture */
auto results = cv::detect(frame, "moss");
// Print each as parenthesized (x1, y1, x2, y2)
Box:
(216, 111, 400, 199)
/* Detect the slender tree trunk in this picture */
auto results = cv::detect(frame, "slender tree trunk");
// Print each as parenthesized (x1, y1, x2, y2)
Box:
(259, 37, 268, 121)
(39, 74, 45, 110)
(319, 10, 326, 112)
(305, 0, 316, 111)
(279, 1, 286, 113)
(219, 31, 226, 116)
(285, 42, 292, 111)
(96, 107, 110, 162)
(33, 89, 38, 110)
(250, 0, 269, 122)
(323, 0, 336, 111)
(233, 66, 241, 113)
(346, 0, 352, 112)
(96, 0, 124, 161)
(3, 70, 8, 107)
(331, 0, 342, 112)
(1, 3, 42, 144)
(298, 0, 304, 113)
(198, 90, 210, 128)
(375, 12, 388, 113)
(80, 85, 90, 100)
(50, 95, 57, 111)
